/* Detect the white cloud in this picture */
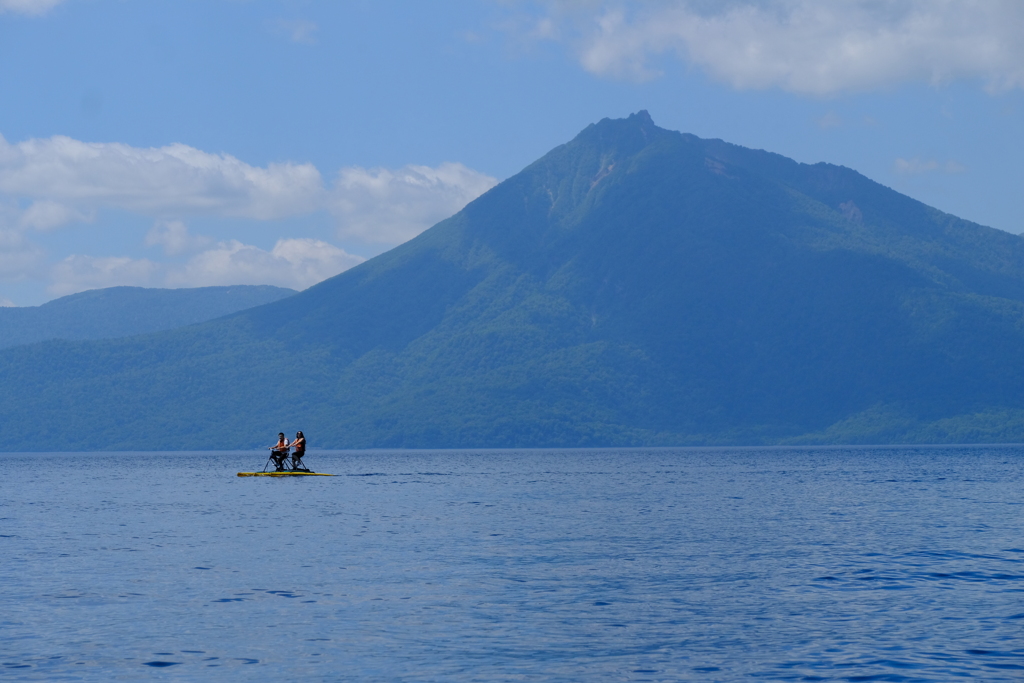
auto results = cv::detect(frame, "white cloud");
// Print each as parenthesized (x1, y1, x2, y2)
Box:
(330, 162, 497, 243)
(894, 157, 967, 174)
(0, 0, 65, 15)
(18, 200, 92, 231)
(49, 238, 365, 296)
(0, 133, 324, 220)
(527, 1, 1024, 94)
(0, 132, 495, 297)
(145, 220, 212, 256)
(0, 132, 496, 247)
(275, 19, 318, 44)
(0, 297, 15, 307)
(167, 238, 364, 290)
(49, 255, 160, 296)
(817, 111, 842, 129)
(0, 227, 45, 280)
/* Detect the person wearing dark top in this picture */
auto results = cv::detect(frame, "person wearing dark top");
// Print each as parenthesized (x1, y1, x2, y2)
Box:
(290, 431, 306, 471)
(269, 432, 289, 471)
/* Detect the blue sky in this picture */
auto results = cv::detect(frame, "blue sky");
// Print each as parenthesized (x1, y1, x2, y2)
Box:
(1, 0, 1022, 305)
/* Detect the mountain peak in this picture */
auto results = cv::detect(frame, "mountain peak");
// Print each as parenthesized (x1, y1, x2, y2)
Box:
(626, 109, 654, 125)
(7, 115, 1024, 449)
(571, 110, 667, 154)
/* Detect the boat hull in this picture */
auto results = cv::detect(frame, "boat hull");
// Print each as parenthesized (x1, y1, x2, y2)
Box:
(237, 471, 335, 477)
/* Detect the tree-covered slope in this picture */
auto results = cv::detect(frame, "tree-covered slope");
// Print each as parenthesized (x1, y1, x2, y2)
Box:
(4, 111, 1024, 450)
(0, 285, 295, 349)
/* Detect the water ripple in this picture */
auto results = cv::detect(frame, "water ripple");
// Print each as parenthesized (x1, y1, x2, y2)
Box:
(1, 446, 1023, 681)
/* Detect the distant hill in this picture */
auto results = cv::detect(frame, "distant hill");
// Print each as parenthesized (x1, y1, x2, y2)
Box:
(5, 111, 1024, 450)
(0, 285, 295, 349)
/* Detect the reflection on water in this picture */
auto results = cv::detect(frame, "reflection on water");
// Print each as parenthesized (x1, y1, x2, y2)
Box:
(1, 447, 1023, 681)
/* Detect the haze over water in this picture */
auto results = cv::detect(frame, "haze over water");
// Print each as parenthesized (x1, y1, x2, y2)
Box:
(2, 447, 1023, 681)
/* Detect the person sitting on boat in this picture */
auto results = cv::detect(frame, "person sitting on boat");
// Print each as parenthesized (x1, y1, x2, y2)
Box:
(269, 432, 290, 471)
(290, 431, 307, 471)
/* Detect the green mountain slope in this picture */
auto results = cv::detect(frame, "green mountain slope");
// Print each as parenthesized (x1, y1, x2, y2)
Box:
(0, 285, 295, 349)
(4, 111, 1024, 451)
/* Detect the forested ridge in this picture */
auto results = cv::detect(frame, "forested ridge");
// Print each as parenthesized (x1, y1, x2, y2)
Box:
(5, 112, 1024, 450)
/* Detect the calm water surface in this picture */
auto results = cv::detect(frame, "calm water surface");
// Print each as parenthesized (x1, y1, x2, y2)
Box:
(1, 447, 1023, 681)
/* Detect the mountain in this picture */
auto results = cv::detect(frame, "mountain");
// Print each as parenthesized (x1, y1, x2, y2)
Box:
(5, 111, 1024, 451)
(0, 285, 296, 350)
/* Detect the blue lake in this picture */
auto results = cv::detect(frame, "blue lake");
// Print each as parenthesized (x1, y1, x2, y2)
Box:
(2, 447, 1023, 681)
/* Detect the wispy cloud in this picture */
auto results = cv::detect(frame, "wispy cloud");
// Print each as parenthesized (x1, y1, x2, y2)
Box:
(0, 132, 497, 296)
(0, 0, 65, 15)
(817, 111, 842, 129)
(0, 227, 44, 280)
(144, 220, 212, 256)
(49, 237, 365, 296)
(330, 163, 498, 244)
(17, 200, 92, 231)
(517, 1, 1024, 95)
(274, 19, 319, 45)
(894, 157, 967, 175)
(49, 255, 160, 296)
(0, 134, 323, 221)
(0, 133, 497, 241)
(165, 238, 363, 289)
